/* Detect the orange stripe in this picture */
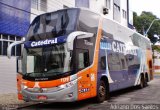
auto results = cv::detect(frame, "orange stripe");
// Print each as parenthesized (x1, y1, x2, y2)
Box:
(17, 74, 23, 100)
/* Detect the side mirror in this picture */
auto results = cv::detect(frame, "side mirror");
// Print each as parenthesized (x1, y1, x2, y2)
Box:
(67, 31, 94, 51)
(17, 56, 22, 73)
(7, 41, 24, 59)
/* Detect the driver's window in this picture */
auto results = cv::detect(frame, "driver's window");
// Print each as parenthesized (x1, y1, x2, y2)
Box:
(77, 49, 89, 70)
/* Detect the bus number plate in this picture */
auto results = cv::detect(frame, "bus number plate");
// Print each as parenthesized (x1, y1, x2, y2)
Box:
(37, 95, 47, 100)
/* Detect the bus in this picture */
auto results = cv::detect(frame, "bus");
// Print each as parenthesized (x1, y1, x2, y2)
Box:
(7, 8, 153, 103)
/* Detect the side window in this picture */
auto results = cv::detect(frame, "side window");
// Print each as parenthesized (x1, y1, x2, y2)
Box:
(77, 49, 89, 70)
(101, 56, 106, 70)
(108, 53, 121, 71)
(119, 54, 127, 70)
(78, 10, 100, 34)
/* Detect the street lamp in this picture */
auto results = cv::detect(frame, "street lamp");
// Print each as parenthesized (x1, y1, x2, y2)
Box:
(145, 18, 159, 37)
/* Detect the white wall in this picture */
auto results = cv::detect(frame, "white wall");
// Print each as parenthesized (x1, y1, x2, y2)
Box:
(90, 0, 113, 20)
(30, 0, 129, 27)
(0, 57, 17, 94)
(30, 0, 75, 23)
(154, 50, 160, 73)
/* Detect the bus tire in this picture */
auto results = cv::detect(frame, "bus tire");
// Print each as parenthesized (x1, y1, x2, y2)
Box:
(144, 73, 148, 87)
(139, 74, 145, 89)
(96, 80, 107, 103)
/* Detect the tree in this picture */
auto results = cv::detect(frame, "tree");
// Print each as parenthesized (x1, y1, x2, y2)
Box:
(133, 11, 160, 44)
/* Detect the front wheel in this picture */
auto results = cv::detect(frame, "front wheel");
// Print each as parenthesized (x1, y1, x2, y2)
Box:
(96, 80, 109, 103)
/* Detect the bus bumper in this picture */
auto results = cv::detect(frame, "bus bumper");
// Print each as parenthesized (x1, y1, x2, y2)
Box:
(21, 81, 78, 102)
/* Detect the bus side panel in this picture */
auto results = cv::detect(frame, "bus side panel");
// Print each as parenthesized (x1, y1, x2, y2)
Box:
(77, 68, 92, 100)
(77, 20, 103, 101)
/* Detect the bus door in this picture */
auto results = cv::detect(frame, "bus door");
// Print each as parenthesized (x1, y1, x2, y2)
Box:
(76, 49, 91, 98)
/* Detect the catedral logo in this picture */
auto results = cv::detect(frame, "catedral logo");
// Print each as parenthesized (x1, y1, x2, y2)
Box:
(100, 40, 137, 56)
(31, 38, 58, 47)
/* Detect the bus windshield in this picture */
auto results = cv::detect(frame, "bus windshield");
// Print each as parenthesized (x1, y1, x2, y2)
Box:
(24, 43, 72, 79)
(27, 8, 79, 41)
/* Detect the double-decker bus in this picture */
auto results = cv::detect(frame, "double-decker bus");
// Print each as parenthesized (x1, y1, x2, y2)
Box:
(7, 8, 153, 103)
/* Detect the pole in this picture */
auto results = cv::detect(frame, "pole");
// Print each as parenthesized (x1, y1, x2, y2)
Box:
(145, 19, 159, 37)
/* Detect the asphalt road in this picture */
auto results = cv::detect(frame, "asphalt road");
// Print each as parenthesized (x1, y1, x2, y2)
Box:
(18, 74, 160, 110)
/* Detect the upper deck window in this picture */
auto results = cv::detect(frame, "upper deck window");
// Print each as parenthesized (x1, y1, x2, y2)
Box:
(27, 9, 79, 41)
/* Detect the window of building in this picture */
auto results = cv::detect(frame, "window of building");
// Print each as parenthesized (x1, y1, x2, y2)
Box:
(40, 0, 47, 12)
(114, 3, 120, 12)
(2, 34, 8, 40)
(0, 34, 22, 56)
(9, 35, 15, 40)
(122, 9, 127, 19)
(113, 3, 121, 22)
(3, 41, 8, 56)
(106, 0, 111, 9)
(31, 0, 47, 12)
(31, 0, 39, 10)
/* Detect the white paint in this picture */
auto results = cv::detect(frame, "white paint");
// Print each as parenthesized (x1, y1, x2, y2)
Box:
(0, 57, 17, 94)
(34, 82, 40, 88)
(90, 73, 95, 81)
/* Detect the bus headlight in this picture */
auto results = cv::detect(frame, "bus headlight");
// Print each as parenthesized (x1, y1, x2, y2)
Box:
(21, 84, 28, 90)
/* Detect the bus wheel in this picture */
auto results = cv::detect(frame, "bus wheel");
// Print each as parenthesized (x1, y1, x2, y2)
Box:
(144, 74, 148, 87)
(144, 78, 148, 87)
(96, 80, 106, 103)
(139, 75, 145, 89)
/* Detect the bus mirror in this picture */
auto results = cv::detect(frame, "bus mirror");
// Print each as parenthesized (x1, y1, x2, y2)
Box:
(17, 56, 22, 73)
(77, 33, 94, 39)
(7, 41, 24, 59)
(67, 31, 94, 51)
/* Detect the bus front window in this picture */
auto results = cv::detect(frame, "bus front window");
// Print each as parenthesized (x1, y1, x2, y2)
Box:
(27, 9, 79, 41)
(24, 44, 72, 79)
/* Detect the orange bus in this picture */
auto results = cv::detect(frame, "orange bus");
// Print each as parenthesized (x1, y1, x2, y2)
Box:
(7, 8, 153, 103)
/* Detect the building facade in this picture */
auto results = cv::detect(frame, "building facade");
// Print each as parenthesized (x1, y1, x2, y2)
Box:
(30, 0, 133, 28)
(0, 0, 31, 56)
(154, 50, 160, 73)
(0, 0, 31, 93)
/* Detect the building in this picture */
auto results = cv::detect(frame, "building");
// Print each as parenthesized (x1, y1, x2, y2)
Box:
(0, 0, 133, 93)
(30, 0, 133, 28)
(153, 47, 160, 73)
(0, 0, 31, 93)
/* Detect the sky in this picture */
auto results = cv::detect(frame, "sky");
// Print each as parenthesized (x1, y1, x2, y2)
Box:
(130, 0, 160, 18)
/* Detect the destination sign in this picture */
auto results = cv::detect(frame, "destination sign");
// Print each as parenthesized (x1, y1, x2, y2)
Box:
(24, 36, 67, 48)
